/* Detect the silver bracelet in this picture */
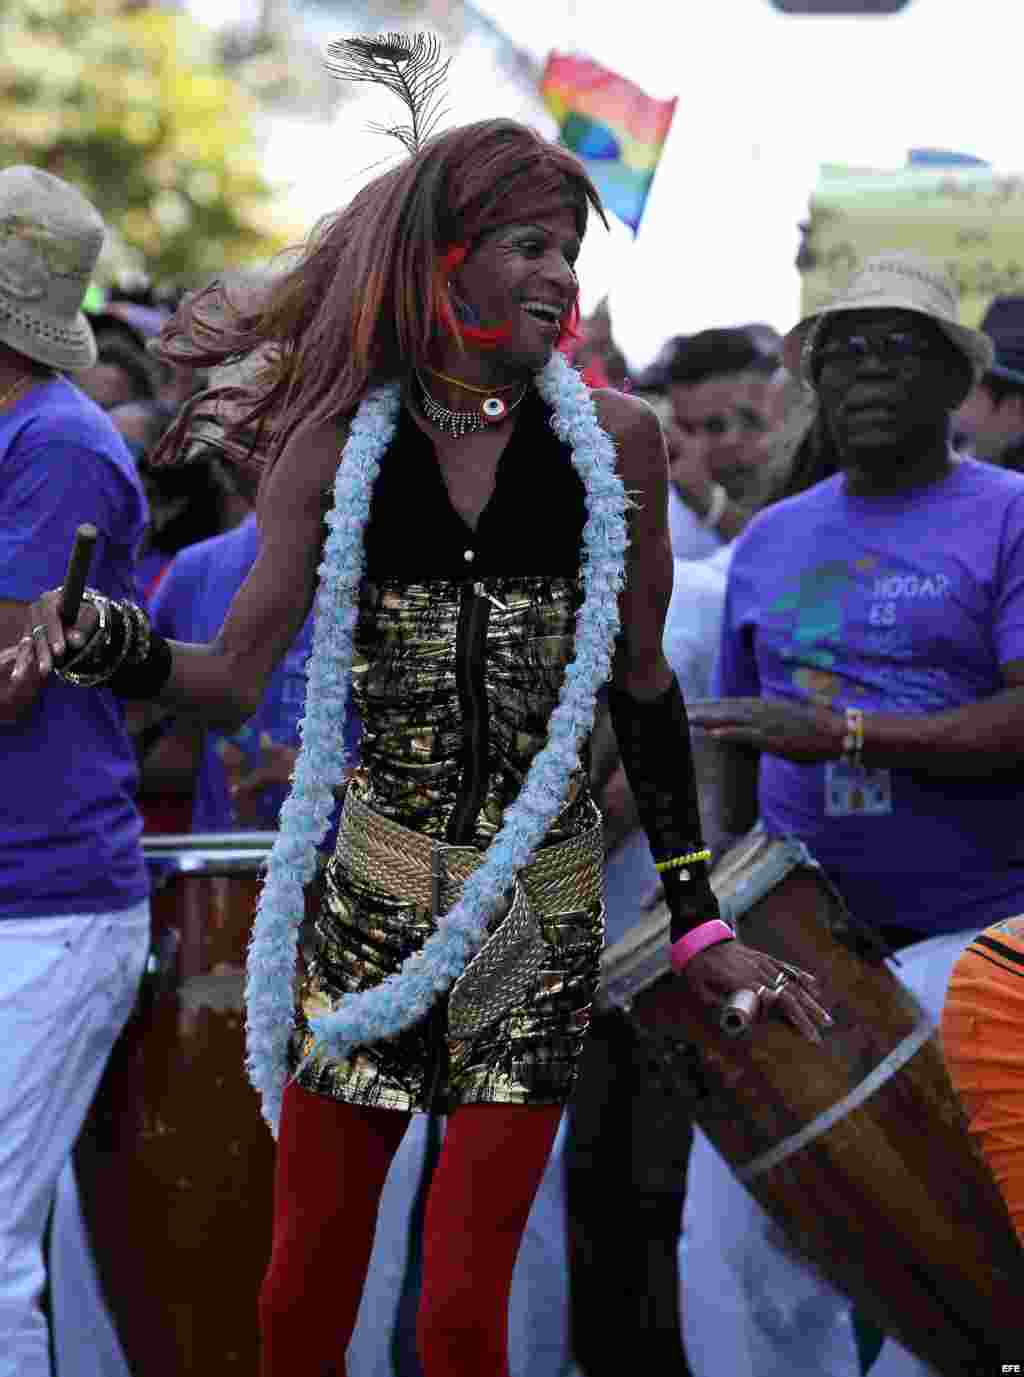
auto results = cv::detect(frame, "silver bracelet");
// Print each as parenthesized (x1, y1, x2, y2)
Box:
(121, 598, 152, 666)
(55, 591, 113, 686)
(100, 600, 137, 681)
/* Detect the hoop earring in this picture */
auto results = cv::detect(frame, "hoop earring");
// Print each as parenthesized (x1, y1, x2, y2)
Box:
(447, 284, 482, 328)
(437, 246, 511, 347)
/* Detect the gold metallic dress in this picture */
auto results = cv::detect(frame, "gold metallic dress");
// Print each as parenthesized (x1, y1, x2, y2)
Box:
(291, 390, 606, 1111)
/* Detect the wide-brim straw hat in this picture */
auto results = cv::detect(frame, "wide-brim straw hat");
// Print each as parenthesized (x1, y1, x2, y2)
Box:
(783, 250, 994, 387)
(0, 165, 105, 371)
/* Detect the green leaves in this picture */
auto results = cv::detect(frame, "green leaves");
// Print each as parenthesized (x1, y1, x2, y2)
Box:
(0, 0, 290, 286)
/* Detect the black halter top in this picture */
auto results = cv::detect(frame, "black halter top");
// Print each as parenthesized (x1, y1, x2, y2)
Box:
(348, 386, 594, 845)
(362, 387, 586, 579)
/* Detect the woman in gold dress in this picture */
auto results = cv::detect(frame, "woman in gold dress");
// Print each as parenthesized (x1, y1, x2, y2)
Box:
(9, 36, 829, 1377)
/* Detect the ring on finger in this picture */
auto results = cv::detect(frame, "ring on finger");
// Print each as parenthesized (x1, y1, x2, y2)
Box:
(31, 624, 47, 639)
(759, 973, 789, 1005)
(776, 960, 816, 988)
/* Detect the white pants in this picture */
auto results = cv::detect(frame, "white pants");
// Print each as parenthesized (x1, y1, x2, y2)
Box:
(0, 904, 149, 1377)
(681, 930, 974, 1377)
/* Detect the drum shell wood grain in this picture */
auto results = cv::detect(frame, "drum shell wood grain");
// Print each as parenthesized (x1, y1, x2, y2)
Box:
(600, 831, 1024, 1377)
(74, 843, 297, 1376)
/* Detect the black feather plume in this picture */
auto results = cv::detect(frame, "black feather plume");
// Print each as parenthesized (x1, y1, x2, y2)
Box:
(324, 33, 452, 157)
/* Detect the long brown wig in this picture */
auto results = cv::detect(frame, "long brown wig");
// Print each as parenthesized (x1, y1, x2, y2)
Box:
(150, 118, 606, 477)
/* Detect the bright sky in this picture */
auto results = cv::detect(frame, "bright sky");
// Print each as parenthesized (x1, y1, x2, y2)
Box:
(196, 0, 1020, 368)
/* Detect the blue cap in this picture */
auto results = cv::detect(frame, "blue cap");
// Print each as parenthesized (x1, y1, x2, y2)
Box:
(979, 296, 1024, 386)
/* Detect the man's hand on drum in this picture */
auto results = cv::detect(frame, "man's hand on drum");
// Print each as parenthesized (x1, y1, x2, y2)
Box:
(681, 939, 833, 1045)
(219, 734, 299, 827)
(7, 585, 98, 683)
(689, 696, 844, 763)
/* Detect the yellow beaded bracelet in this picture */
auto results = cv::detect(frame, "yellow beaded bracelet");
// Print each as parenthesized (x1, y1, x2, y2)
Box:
(654, 848, 711, 874)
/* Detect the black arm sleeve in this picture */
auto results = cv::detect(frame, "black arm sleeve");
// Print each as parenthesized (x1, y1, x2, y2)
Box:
(607, 676, 723, 943)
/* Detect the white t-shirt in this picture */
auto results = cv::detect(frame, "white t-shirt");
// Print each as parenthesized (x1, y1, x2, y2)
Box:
(667, 484, 723, 561)
(663, 551, 731, 701)
(603, 548, 732, 945)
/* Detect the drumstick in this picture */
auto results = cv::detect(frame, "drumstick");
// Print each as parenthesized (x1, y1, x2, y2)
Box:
(60, 523, 97, 627)
(719, 987, 760, 1038)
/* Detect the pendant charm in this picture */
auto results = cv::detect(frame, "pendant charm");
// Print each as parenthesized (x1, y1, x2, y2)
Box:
(417, 372, 527, 438)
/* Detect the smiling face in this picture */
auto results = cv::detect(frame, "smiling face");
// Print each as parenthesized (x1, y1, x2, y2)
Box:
(450, 208, 581, 374)
(813, 308, 971, 467)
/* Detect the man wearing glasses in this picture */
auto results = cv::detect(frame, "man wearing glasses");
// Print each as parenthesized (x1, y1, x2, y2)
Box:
(684, 251, 1024, 1375)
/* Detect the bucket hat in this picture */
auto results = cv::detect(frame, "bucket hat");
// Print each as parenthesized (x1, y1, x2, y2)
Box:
(783, 250, 993, 386)
(0, 165, 104, 370)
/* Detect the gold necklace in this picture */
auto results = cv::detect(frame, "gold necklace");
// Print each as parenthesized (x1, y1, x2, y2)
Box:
(424, 366, 522, 397)
(416, 371, 528, 437)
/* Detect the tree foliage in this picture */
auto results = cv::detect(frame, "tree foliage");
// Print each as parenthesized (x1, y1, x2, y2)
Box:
(0, 0, 295, 286)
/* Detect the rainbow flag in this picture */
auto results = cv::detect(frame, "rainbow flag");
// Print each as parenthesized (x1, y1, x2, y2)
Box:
(540, 53, 676, 234)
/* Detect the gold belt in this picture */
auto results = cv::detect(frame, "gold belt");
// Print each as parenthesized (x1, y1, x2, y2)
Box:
(335, 786, 604, 1038)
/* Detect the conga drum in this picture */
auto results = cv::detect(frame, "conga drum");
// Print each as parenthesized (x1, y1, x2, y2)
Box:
(75, 833, 286, 1376)
(600, 828, 1024, 1377)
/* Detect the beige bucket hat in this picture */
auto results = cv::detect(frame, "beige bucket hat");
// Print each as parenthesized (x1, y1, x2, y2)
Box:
(783, 250, 994, 386)
(0, 165, 105, 371)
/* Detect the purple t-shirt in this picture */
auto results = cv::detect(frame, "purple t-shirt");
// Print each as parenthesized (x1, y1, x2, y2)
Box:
(150, 514, 357, 836)
(715, 459, 1024, 935)
(0, 379, 149, 918)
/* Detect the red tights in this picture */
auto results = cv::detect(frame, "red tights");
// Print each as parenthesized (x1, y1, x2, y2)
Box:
(258, 1083, 561, 1376)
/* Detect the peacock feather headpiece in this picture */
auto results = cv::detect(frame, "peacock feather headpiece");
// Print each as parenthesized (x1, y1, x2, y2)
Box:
(324, 32, 452, 157)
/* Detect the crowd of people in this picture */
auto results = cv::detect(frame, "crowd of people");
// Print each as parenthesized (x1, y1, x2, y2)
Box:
(2, 38, 1024, 1377)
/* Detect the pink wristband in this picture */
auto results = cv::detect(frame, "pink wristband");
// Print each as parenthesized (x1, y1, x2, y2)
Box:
(670, 919, 735, 974)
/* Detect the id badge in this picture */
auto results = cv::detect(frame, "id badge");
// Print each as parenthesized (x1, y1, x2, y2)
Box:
(824, 761, 893, 816)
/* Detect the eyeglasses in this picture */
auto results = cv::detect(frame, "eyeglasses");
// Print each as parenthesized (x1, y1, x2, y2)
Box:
(815, 328, 946, 377)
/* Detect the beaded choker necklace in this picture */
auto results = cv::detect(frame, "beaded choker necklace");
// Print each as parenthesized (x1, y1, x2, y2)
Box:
(416, 369, 528, 437)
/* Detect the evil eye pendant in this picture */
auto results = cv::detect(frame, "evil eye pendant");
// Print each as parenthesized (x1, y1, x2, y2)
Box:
(482, 396, 508, 423)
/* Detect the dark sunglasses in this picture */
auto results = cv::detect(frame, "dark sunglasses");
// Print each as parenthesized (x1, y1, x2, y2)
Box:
(815, 328, 947, 377)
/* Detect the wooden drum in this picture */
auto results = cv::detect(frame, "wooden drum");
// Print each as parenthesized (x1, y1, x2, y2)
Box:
(600, 828, 1024, 1376)
(75, 834, 282, 1377)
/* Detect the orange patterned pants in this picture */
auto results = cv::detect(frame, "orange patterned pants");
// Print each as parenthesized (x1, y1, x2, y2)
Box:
(941, 916, 1024, 1244)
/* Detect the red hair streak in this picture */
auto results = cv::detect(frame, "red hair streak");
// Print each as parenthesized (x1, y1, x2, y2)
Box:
(439, 245, 580, 353)
(557, 298, 581, 355)
(439, 245, 468, 274)
(438, 244, 512, 347)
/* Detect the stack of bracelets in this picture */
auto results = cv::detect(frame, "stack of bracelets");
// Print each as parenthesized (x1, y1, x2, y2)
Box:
(654, 846, 734, 973)
(54, 590, 173, 698)
(55, 595, 731, 976)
